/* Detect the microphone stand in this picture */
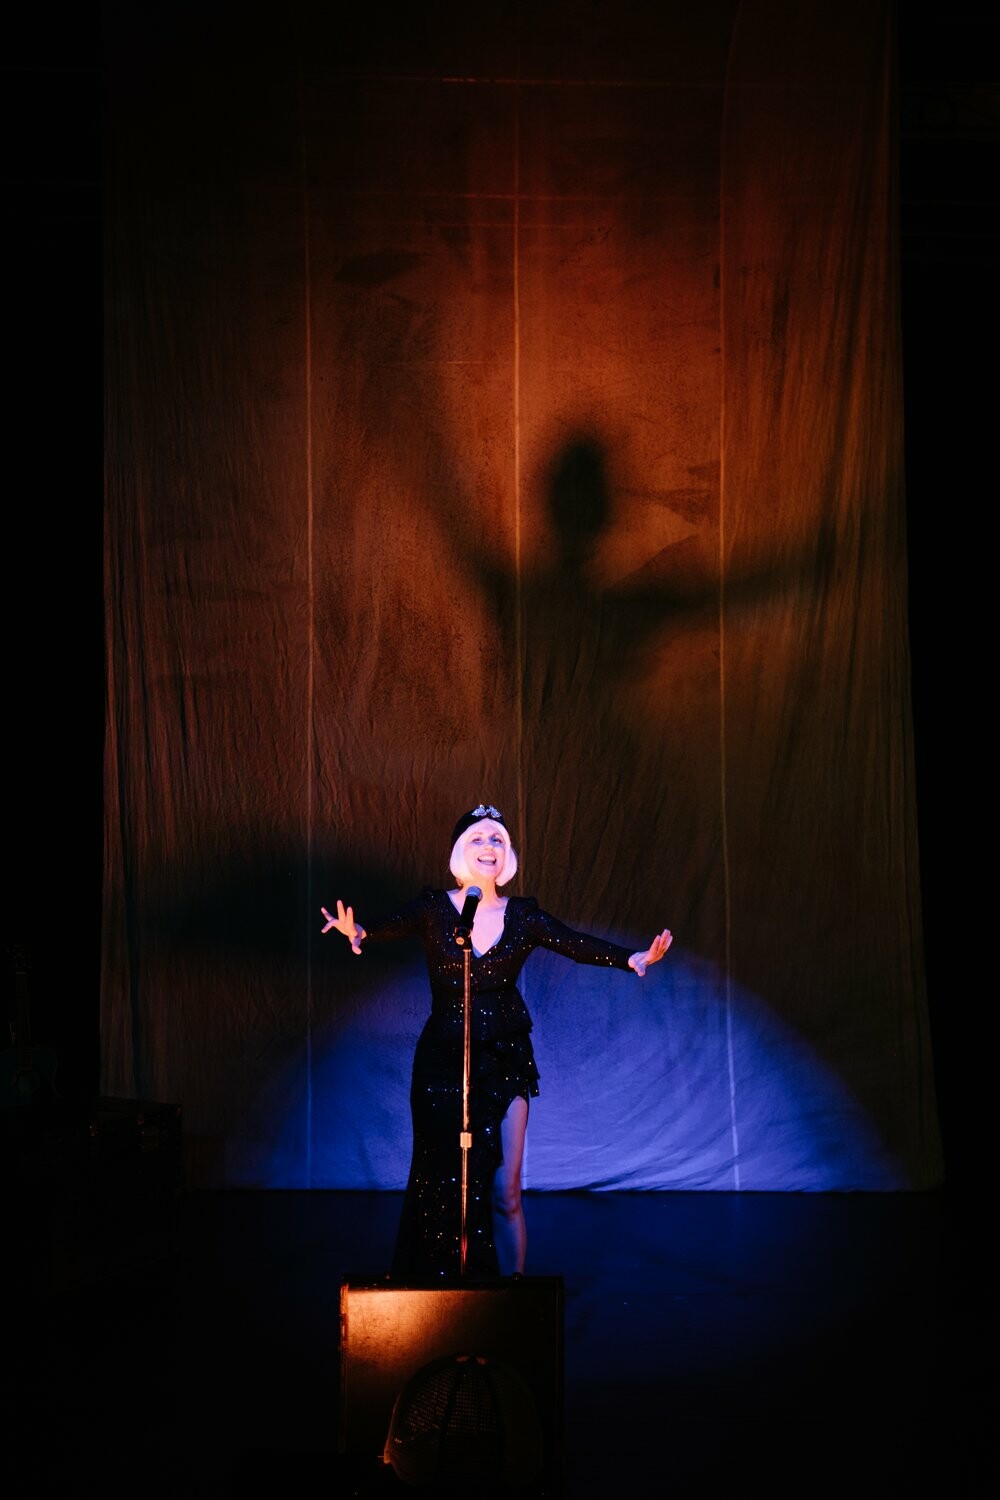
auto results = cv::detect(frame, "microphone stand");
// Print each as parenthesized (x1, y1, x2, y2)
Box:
(459, 943, 472, 1277)
(453, 888, 481, 1278)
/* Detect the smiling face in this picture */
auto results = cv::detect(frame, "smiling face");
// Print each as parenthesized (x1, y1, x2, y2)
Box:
(465, 821, 507, 880)
(449, 819, 518, 889)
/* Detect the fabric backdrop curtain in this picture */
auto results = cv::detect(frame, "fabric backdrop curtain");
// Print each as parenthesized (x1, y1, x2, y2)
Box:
(103, 0, 941, 1190)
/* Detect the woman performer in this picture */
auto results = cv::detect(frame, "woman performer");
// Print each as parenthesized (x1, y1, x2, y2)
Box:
(321, 804, 671, 1280)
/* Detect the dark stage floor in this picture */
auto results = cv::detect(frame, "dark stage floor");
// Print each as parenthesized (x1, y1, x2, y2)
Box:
(13, 1188, 998, 1498)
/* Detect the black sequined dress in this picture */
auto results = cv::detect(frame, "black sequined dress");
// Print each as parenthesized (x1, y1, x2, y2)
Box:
(361, 887, 633, 1280)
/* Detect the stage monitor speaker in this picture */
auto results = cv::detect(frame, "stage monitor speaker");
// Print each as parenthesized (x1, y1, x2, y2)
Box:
(340, 1277, 563, 1495)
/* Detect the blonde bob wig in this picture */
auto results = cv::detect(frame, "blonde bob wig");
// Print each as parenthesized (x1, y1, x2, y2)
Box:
(449, 819, 518, 889)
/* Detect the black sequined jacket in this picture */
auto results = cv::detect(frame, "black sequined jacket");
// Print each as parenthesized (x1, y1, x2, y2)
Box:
(362, 887, 634, 1047)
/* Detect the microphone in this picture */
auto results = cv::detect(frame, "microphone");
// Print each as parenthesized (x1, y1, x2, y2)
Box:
(454, 887, 482, 948)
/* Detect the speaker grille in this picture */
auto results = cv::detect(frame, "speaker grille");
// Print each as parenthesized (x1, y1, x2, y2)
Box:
(386, 1354, 542, 1488)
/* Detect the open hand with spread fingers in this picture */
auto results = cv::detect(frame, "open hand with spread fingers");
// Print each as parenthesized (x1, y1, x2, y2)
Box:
(628, 928, 673, 976)
(320, 899, 366, 954)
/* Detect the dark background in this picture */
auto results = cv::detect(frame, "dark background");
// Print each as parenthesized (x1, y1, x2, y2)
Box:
(5, 2, 997, 1192)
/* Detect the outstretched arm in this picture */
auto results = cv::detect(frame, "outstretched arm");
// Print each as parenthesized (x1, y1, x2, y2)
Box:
(627, 929, 673, 976)
(320, 899, 367, 955)
(524, 903, 673, 975)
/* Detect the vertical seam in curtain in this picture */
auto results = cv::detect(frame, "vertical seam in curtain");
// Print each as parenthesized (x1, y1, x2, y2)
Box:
(513, 74, 525, 871)
(720, 3, 743, 1190)
(513, 29, 528, 1186)
(300, 60, 316, 1188)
